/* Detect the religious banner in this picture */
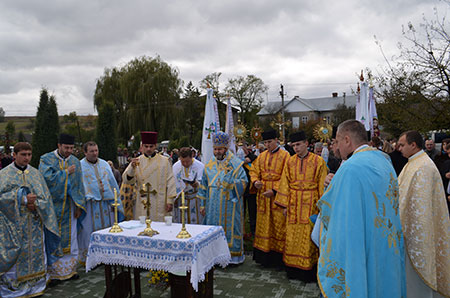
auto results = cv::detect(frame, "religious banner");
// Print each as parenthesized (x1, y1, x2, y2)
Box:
(368, 86, 379, 137)
(356, 71, 370, 131)
(201, 88, 220, 164)
(225, 97, 236, 153)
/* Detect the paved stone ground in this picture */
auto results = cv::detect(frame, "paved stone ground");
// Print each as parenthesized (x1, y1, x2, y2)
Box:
(42, 257, 321, 297)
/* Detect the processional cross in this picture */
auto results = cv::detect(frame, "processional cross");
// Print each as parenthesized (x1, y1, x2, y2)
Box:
(270, 113, 291, 144)
(138, 182, 159, 237)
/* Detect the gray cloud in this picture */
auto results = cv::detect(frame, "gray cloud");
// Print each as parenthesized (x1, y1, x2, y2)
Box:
(0, 0, 446, 116)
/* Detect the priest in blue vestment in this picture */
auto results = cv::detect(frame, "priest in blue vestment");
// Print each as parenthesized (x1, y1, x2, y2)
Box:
(39, 134, 86, 281)
(317, 120, 406, 298)
(199, 132, 248, 264)
(78, 141, 124, 264)
(0, 142, 60, 298)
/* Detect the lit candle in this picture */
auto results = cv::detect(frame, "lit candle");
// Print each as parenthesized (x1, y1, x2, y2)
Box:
(182, 191, 185, 206)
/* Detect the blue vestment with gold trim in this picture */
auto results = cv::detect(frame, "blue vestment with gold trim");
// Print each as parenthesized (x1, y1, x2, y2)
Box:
(317, 147, 406, 298)
(39, 150, 85, 279)
(0, 163, 59, 297)
(78, 158, 124, 262)
(199, 151, 247, 263)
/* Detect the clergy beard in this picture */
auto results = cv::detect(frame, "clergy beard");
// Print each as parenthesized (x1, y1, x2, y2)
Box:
(215, 153, 226, 160)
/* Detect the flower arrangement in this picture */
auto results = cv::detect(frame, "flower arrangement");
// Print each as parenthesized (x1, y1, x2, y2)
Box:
(147, 270, 169, 290)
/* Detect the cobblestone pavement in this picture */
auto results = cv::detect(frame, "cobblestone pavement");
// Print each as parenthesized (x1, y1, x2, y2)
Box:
(42, 257, 321, 297)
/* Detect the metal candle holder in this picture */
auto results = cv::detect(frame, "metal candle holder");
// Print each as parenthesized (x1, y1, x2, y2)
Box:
(109, 189, 123, 233)
(138, 183, 159, 237)
(176, 191, 192, 239)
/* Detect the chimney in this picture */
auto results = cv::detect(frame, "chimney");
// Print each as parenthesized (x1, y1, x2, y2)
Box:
(332, 92, 338, 98)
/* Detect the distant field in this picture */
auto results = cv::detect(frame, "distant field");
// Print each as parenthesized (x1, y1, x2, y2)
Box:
(0, 116, 34, 134)
(0, 115, 97, 135)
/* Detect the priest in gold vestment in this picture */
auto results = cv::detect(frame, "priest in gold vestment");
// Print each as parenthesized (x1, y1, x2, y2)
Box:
(275, 131, 327, 281)
(250, 130, 290, 267)
(398, 131, 450, 298)
(121, 131, 177, 221)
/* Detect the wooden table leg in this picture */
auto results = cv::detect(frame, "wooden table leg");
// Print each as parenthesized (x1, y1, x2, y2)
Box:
(104, 265, 113, 298)
(133, 268, 141, 298)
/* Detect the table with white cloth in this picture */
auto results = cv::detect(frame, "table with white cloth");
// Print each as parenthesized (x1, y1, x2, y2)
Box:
(86, 221, 231, 297)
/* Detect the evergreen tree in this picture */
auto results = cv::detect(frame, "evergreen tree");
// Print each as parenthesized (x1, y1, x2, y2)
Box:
(31, 88, 60, 167)
(5, 121, 15, 143)
(17, 131, 26, 142)
(95, 102, 117, 163)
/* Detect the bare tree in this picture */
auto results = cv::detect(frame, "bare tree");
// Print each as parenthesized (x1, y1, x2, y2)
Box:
(374, 4, 450, 134)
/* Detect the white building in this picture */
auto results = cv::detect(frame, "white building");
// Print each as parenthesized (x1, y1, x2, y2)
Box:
(257, 93, 357, 128)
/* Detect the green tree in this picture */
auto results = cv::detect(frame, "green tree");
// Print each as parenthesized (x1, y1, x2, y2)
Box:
(181, 81, 204, 148)
(61, 111, 84, 144)
(18, 131, 26, 142)
(0, 107, 5, 123)
(95, 102, 117, 163)
(31, 88, 60, 167)
(5, 121, 15, 142)
(94, 55, 183, 145)
(225, 75, 268, 125)
(333, 103, 356, 126)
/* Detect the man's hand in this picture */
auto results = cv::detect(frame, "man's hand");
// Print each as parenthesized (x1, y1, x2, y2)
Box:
(26, 193, 37, 211)
(445, 172, 450, 179)
(324, 173, 334, 187)
(200, 207, 206, 216)
(74, 207, 82, 219)
(67, 165, 76, 175)
(166, 203, 173, 213)
(262, 189, 274, 198)
(254, 181, 263, 190)
(192, 181, 199, 188)
(131, 158, 140, 168)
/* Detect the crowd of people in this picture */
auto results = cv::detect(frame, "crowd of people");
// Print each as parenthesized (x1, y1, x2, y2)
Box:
(1, 122, 450, 298)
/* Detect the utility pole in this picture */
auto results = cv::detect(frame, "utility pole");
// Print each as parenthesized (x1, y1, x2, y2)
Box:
(280, 84, 285, 140)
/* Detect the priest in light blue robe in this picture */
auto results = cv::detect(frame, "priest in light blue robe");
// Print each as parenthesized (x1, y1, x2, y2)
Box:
(78, 141, 124, 263)
(0, 142, 60, 298)
(317, 120, 406, 298)
(199, 132, 248, 264)
(39, 134, 86, 281)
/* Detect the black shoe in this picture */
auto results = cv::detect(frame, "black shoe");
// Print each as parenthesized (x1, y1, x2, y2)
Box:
(70, 274, 80, 280)
(48, 279, 61, 288)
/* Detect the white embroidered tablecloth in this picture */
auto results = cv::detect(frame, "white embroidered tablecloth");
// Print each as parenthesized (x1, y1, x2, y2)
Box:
(86, 221, 231, 291)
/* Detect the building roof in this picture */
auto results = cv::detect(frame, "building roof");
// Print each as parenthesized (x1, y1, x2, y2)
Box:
(257, 94, 358, 115)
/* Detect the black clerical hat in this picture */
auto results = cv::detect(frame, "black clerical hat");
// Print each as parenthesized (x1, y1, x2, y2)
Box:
(262, 130, 278, 141)
(59, 133, 75, 145)
(289, 131, 306, 143)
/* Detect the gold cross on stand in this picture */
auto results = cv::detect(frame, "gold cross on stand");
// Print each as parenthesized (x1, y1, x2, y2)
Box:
(138, 182, 159, 237)
(109, 189, 123, 233)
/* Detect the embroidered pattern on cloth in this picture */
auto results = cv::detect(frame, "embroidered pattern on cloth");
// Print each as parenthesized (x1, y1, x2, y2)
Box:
(86, 222, 231, 291)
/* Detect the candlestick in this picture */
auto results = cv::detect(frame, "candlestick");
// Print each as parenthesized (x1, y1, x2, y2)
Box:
(109, 189, 123, 233)
(176, 191, 191, 239)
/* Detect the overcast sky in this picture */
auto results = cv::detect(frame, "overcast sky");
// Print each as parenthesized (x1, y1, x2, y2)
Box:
(0, 0, 447, 116)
